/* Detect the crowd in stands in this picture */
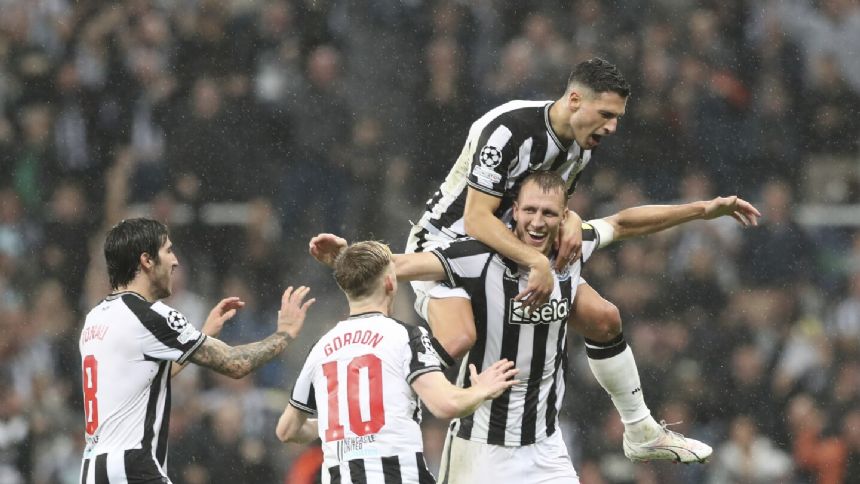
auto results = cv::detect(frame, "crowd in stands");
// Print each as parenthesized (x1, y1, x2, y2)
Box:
(1, 0, 859, 482)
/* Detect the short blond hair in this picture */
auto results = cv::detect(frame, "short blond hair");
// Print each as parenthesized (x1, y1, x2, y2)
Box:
(333, 241, 392, 299)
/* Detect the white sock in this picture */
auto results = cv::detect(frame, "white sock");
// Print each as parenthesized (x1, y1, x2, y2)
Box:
(585, 338, 653, 432)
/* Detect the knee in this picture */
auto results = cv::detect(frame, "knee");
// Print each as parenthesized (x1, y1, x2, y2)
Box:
(583, 301, 622, 341)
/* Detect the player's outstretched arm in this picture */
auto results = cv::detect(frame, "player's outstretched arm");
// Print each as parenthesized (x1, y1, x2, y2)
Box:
(464, 188, 553, 308)
(309, 233, 448, 282)
(601, 196, 761, 242)
(171, 297, 246, 377)
(189, 286, 315, 379)
(411, 359, 519, 419)
(276, 405, 319, 444)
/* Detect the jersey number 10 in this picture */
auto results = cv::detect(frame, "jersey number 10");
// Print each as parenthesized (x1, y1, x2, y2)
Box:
(322, 354, 385, 442)
(82, 355, 99, 434)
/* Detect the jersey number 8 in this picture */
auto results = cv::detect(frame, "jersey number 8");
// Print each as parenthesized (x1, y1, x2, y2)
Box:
(82, 355, 99, 434)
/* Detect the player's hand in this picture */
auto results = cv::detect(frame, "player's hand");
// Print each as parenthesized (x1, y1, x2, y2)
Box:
(469, 360, 519, 399)
(202, 297, 245, 337)
(554, 209, 583, 271)
(309, 233, 348, 267)
(515, 257, 554, 309)
(703, 196, 761, 227)
(277, 286, 315, 339)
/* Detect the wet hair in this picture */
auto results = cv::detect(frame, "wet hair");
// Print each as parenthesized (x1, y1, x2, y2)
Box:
(333, 241, 392, 300)
(104, 218, 168, 289)
(566, 57, 631, 98)
(520, 171, 568, 202)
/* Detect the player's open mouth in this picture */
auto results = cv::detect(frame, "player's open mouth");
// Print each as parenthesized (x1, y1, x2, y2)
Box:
(527, 230, 547, 243)
(590, 134, 602, 145)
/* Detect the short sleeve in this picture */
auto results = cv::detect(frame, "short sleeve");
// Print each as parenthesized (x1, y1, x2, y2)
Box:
(127, 298, 205, 364)
(290, 349, 318, 415)
(467, 124, 518, 197)
(403, 326, 442, 384)
(432, 239, 494, 288)
(580, 223, 600, 263)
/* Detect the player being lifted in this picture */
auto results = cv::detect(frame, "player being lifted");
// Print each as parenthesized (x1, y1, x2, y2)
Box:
(313, 172, 760, 481)
(403, 57, 758, 462)
(79, 218, 315, 483)
(276, 240, 518, 483)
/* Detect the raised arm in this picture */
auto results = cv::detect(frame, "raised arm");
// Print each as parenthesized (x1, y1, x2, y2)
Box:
(309, 233, 447, 282)
(411, 359, 519, 419)
(601, 195, 761, 242)
(171, 296, 245, 377)
(464, 188, 553, 307)
(189, 286, 315, 379)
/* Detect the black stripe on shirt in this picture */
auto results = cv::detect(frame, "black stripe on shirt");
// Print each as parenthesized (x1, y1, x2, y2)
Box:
(156, 374, 171, 466)
(486, 261, 522, 445)
(123, 295, 200, 357)
(456, 255, 494, 441)
(329, 464, 341, 484)
(349, 459, 367, 484)
(80, 458, 90, 484)
(382, 456, 402, 484)
(521, 322, 549, 445)
(141, 361, 169, 452)
(544, 277, 572, 437)
(545, 325, 567, 436)
(94, 453, 108, 484)
(123, 448, 165, 482)
(417, 452, 435, 484)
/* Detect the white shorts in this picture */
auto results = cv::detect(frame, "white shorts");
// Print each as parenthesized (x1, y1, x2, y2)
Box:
(438, 429, 579, 484)
(405, 226, 469, 321)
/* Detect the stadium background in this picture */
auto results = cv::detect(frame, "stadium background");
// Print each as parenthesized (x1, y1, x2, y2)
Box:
(0, 0, 858, 482)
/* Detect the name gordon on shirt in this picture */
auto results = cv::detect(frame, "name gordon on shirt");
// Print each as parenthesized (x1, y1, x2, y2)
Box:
(508, 298, 570, 325)
(323, 330, 384, 356)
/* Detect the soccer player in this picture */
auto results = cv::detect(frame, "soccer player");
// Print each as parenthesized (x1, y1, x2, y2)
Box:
(276, 240, 519, 483)
(404, 57, 750, 461)
(313, 171, 761, 481)
(79, 218, 315, 483)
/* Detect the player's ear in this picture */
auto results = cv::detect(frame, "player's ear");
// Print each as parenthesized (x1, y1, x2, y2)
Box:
(383, 273, 395, 294)
(140, 252, 154, 270)
(568, 88, 582, 111)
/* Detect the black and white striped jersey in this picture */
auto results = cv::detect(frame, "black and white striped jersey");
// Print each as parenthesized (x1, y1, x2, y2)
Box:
(78, 291, 206, 482)
(290, 313, 442, 484)
(410, 100, 591, 250)
(430, 225, 600, 447)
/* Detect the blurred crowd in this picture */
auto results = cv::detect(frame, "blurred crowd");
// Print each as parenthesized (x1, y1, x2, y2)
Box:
(0, 0, 859, 483)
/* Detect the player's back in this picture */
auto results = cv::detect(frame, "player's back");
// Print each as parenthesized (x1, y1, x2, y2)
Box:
(290, 312, 440, 483)
(79, 291, 204, 480)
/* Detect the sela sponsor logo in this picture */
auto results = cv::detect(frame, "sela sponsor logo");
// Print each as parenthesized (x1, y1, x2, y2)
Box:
(508, 298, 570, 325)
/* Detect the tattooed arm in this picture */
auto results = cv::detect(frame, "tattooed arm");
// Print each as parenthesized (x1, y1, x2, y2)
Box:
(172, 297, 245, 378)
(188, 286, 315, 379)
